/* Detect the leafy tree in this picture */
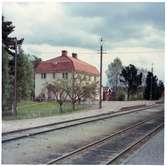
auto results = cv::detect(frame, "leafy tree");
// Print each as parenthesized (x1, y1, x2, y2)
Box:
(27, 54, 42, 100)
(120, 64, 142, 100)
(106, 58, 123, 93)
(16, 51, 34, 101)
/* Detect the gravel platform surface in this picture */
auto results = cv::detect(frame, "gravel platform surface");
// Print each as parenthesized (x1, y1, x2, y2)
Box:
(124, 128, 164, 165)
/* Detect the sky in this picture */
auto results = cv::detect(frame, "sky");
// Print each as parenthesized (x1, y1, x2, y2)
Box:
(2, 2, 165, 85)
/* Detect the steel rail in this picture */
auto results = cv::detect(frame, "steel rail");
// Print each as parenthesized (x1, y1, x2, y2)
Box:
(2, 104, 162, 143)
(46, 117, 161, 164)
(105, 123, 164, 165)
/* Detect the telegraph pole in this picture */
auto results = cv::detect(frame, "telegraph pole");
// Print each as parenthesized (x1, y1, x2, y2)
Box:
(5, 37, 23, 116)
(99, 38, 103, 109)
(150, 63, 154, 100)
(13, 38, 17, 115)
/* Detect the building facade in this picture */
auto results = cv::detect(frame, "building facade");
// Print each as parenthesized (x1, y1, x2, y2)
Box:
(35, 50, 100, 100)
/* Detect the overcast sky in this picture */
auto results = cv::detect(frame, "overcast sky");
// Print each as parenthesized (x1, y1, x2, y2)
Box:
(3, 2, 165, 85)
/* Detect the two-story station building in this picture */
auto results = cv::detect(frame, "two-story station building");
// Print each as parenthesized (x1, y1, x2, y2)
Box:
(35, 50, 100, 100)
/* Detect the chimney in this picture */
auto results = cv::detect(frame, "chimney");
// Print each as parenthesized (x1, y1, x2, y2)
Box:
(62, 50, 67, 56)
(72, 53, 78, 59)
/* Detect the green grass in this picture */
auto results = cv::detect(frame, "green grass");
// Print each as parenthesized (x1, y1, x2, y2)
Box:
(3, 101, 90, 120)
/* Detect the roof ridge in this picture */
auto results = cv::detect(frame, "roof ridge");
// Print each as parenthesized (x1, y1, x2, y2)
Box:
(45, 56, 59, 62)
(63, 55, 75, 71)
(36, 53, 99, 75)
(68, 55, 96, 68)
(45, 55, 94, 68)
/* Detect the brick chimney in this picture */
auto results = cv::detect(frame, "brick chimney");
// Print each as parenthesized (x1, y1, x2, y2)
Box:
(72, 53, 78, 59)
(62, 50, 67, 56)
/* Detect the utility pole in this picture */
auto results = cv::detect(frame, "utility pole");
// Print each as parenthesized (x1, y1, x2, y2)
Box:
(13, 39, 23, 115)
(99, 38, 103, 109)
(150, 63, 154, 100)
(5, 37, 23, 115)
(13, 38, 17, 115)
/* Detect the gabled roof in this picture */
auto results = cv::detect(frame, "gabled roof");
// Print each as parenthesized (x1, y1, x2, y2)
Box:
(36, 50, 99, 75)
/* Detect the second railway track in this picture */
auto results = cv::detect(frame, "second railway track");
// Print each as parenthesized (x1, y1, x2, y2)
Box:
(46, 115, 164, 165)
(2, 104, 162, 143)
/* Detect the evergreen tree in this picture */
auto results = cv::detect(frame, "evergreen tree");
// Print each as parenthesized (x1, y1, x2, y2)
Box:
(120, 64, 142, 100)
(144, 72, 152, 100)
(2, 16, 34, 114)
(2, 16, 15, 113)
(2, 48, 12, 113)
(144, 72, 164, 100)
(2, 16, 15, 55)
(157, 81, 164, 99)
(2, 16, 23, 56)
(152, 75, 158, 100)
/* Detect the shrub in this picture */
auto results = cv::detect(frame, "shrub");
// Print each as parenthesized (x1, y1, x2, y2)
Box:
(116, 90, 125, 101)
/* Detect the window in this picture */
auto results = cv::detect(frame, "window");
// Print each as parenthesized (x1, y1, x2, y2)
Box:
(62, 72, 68, 79)
(89, 75, 91, 81)
(41, 73, 46, 79)
(53, 73, 55, 79)
(65, 72, 68, 79)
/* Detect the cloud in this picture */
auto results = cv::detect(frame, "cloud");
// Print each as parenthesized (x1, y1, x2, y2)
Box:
(3, 2, 165, 83)
(3, 2, 102, 49)
(64, 3, 165, 49)
(65, 3, 165, 29)
(3, 2, 164, 49)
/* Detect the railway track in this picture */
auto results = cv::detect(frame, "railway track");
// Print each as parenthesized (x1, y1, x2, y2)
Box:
(45, 115, 164, 164)
(2, 104, 162, 143)
(105, 123, 163, 165)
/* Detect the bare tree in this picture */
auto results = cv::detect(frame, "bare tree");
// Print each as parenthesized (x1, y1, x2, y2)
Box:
(46, 79, 68, 112)
(67, 73, 98, 110)
(43, 74, 98, 111)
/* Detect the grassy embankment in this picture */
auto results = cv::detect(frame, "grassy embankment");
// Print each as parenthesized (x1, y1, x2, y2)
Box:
(3, 101, 90, 120)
